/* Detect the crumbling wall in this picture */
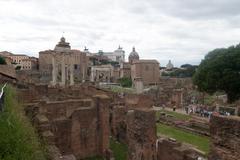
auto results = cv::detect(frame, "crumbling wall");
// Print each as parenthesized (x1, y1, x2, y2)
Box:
(145, 77, 194, 107)
(127, 109, 157, 160)
(23, 86, 111, 160)
(208, 115, 240, 160)
(125, 94, 154, 109)
(110, 105, 127, 143)
(69, 107, 99, 158)
(157, 138, 205, 160)
(18, 84, 113, 103)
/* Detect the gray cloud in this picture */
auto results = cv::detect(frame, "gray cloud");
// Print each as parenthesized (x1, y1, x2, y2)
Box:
(141, 0, 240, 20)
(0, 0, 240, 66)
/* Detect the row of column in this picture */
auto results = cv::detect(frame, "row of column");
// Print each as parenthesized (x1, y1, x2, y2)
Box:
(51, 56, 74, 86)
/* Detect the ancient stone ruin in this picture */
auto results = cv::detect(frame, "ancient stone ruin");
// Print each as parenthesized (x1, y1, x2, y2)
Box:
(21, 84, 111, 159)
(17, 83, 240, 160)
(157, 138, 205, 160)
(127, 109, 157, 160)
(209, 115, 240, 160)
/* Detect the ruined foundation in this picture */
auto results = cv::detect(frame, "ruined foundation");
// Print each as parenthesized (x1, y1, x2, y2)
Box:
(21, 84, 111, 159)
(208, 115, 240, 160)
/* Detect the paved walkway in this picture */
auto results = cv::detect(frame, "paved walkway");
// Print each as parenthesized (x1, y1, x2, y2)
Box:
(153, 106, 210, 122)
(153, 106, 187, 114)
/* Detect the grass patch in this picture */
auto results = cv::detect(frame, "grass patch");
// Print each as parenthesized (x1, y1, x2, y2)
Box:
(157, 123, 210, 154)
(156, 110, 192, 121)
(83, 156, 104, 160)
(0, 85, 48, 160)
(110, 138, 128, 160)
(109, 86, 134, 94)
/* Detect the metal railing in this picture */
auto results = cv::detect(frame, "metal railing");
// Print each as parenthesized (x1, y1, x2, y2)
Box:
(0, 83, 7, 112)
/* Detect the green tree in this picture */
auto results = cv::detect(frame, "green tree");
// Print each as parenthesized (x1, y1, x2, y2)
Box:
(163, 64, 198, 78)
(0, 56, 6, 64)
(118, 77, 132, 88)
(15, 66, 21, 70)
(193, 44, 240, 103)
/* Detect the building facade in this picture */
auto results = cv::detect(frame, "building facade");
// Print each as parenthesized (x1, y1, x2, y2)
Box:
(39, 37, 88, 86)
(128, 47, 139, 64)
(21, 57, 38, 70)
(96, 46, 125, 64)
(9, 54, 29, 66)
(90, 64, 113, 83)
(119, 47, 140, 78)
(120, 62, 131, 78)
(131, 60, 160, 85)
(0, 51, 38, 70)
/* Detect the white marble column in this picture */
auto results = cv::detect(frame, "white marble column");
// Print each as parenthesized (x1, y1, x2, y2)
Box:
(51, 55, 56, 85)
(82, 65, 85, 83)
(61, 56, 66, 86)
(70, 64, 74, 85)
(90, 68, 94, 82)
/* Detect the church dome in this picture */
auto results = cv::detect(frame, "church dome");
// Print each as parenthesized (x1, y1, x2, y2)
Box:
(54, 36, 71, 52)
(129, 47, 139, 59)
(166, 60, 174, 70)
(128, 47, 139, 64)
(60, 36, 66, 43)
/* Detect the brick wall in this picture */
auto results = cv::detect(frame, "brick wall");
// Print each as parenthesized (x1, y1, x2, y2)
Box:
(127, 109, 157, 160)
(157, 138, 205, 160)
(208, 115, 240, 160)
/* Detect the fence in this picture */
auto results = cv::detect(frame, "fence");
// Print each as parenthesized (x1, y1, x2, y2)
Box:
(0, 83, 7, 112)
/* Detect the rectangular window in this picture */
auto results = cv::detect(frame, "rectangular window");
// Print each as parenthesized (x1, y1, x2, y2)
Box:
(74, 64, 78, 70)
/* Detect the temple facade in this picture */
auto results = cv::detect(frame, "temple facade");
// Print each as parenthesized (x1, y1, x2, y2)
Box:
(131, 60, 160, 85)
(39, 37, 88, 86)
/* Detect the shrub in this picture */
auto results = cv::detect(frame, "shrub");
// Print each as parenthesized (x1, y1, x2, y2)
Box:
(0, 56, 6, 65)
(118, 77, 132, 88)
(0, 85, 48, 160)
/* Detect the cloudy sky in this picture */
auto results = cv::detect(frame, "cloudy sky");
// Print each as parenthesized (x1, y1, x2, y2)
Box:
(1, 0, 240, 66)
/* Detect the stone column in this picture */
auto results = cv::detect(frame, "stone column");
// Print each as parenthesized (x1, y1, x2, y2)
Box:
(93, 95, 110, 156)
(61, 55, 66, 86)
(51, 55, 56, 85)
(134, 77, 144, 94)
(82, 65, 85, 83)
(70, 64, 74, 85)
(90, 68, 94, 82)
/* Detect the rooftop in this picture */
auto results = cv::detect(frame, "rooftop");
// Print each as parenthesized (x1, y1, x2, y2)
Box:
(132, 59, 159, 64)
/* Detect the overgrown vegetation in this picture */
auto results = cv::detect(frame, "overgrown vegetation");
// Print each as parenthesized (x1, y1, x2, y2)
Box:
(109, 85, 134, 94)
(193, 44, 240, 103)
(162, 64, 198, 78)
(110, 138, 128, 160)
(157, 123, 210, 154)
(83, 156, 104, 160)
(118, 77, 132, 88)
(82, 138, 128, 160)
(0, 56, 6, 64)
(0, 85, 48, 160)
(15, 66, 21, 70)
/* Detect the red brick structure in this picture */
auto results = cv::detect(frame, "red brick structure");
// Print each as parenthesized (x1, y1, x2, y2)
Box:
(110, 105, 128, 143)
(22, 84, 111, 159)
(209, 115, 240, 160)
(131, 60, 160, 85)
(127, 109, 157, 160)
(0, 65, 17, 84)
(157, 138, 205, 160)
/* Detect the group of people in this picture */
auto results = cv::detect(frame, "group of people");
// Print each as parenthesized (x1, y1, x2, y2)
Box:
(184, 104, 231, 118)
(184, 104, 213, 118)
